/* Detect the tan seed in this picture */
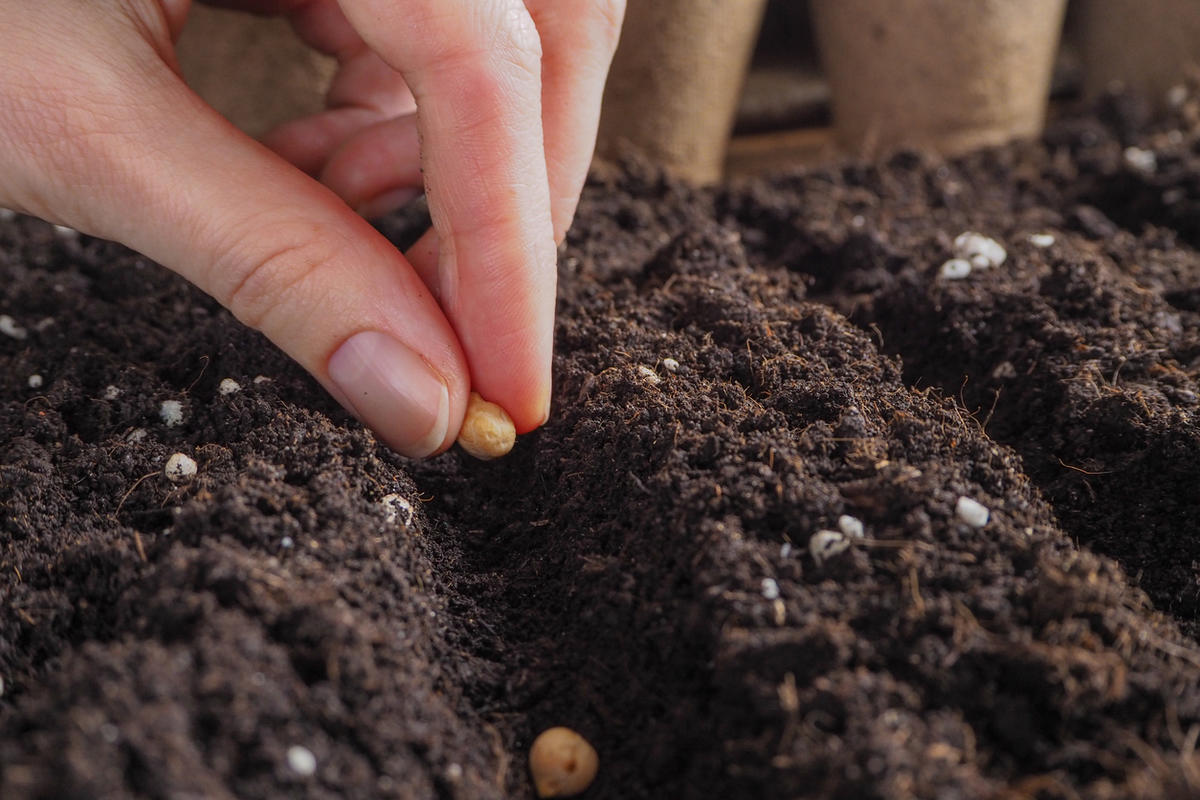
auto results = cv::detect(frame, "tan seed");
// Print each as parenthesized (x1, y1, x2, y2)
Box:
(528, 727, 598, 798)
(457, 391, 516, 460)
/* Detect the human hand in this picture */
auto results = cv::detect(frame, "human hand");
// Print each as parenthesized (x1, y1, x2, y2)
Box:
(0, 0, 624, 456)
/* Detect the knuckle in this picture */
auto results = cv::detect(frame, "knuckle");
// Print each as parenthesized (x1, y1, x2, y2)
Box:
(218, 230, 336, 331)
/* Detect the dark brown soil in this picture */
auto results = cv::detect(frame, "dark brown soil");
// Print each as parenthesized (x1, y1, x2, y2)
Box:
(4, 93, 1200, 799)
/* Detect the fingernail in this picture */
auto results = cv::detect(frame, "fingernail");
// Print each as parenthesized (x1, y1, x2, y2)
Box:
(357, 188, 420, 220)
(328, 331, 450, 458)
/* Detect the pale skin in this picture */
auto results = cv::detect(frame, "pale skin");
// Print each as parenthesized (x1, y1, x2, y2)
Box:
(0, 0, 625, 456)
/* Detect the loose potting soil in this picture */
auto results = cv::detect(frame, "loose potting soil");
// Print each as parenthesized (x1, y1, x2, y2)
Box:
(3, 94, 1200, 799)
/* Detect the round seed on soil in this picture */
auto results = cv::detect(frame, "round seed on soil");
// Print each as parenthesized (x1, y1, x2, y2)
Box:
(457, 392, 516, 460)
(27, 374, 42, 389)
(529, 727, 598, 798)
(1029, 233, 1055, 248)
(164, 453, 197, 482)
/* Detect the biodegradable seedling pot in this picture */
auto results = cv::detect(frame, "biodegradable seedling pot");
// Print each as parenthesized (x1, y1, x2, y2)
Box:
(597, 0, 769, 184)
(811, 0, 1067, 157)
(1079, 0, 1200, 106)
(177, 6, 335, 138)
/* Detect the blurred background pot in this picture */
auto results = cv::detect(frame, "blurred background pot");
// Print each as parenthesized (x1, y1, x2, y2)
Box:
(810, 0, 1068, 157)
(177, 6, 335, 138)
(1079, 0, 1200, 108)
(596, 0, 769, 184)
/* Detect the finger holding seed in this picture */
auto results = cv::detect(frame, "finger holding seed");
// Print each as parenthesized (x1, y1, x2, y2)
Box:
(456, 392, 517, 460)
(529, 727, 598, 798)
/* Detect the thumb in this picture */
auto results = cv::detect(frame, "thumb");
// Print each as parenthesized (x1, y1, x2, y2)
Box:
(0, 6, 468, 457)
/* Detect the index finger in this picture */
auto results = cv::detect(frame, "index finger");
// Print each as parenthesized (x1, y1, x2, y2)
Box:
(337, 0, 557, 432)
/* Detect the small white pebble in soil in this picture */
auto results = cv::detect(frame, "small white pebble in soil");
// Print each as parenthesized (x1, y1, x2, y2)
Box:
(99, 723, 119, 744)
(1123, 146, 1157, 174)
(445, 763, 464, 781)
(286, 745, 317, 777)
(761, 578, 780, 600)
(851, 214, 865, 228)
(779, 542, 792, 559)
(159, 400, 184, 427)
(955, 496, 990, 528)
(381, 493, 414, 527)
(52, 224, 79, 240)
(637, 365, 661, 385)
(939, 259, 972, 280)
(662, 357, 680, 373)
(253, 375, 272, 384)
(280, 536, 295, 549)
(953, 232, 1006, 268)
(27, 374, 43, 389)
(1028, 233, 1055, 248)
(809, 530, 851, 566)
(126, 428, 148, 443)
(218, 378, 242, 395)
(991, 361, 1018, 380)
(837, 514, 865, 539)
(0, 314, 28, 340)
(34, 317, 55, 332)
(103, 384, 122, 400)
(163, 453, 197, 483)
(1167, 84, 1189, 107)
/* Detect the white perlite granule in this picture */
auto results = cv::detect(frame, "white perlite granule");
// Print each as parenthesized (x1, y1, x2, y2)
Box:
(164, 453, 197, 482)
(939, 259, 972, 280)
(381, 493, 414, 527)
(810, 530, 851, 566)
(0, 315, 28, 340)
(953, 232, 1006, 269)
(955, 496, 990, 528)
(837, 515, 865, 539)
(1123, 146, 1157, 174)
(159, 400, 184, 427)
(287, 745, 317, 776)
